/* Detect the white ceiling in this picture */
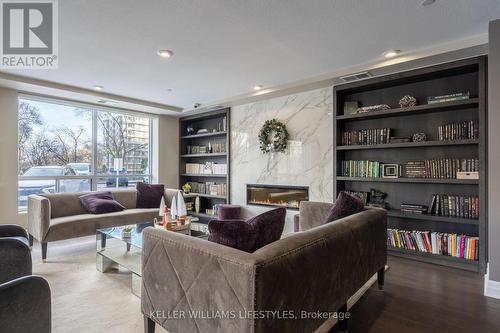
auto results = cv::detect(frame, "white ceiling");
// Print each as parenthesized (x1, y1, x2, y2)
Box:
(2, 0, 500, 111)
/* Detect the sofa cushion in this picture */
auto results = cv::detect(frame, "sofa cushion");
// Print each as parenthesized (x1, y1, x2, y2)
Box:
(208, 207, 286, 252)
(217, 204, 241, 220)
(79, 192, 125, 214)
(324, 191, 364, 224)
(136, 183, 165, 208)
(45, 208, 159, 242)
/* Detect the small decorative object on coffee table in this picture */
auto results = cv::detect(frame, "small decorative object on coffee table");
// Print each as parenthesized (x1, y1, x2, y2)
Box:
(399, 95, 417, 108)
(412, 132, 427, 142)
(122, 226, 133, 238)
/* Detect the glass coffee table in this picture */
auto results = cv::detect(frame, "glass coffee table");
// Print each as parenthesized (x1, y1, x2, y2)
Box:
(96, 220, 206, 297)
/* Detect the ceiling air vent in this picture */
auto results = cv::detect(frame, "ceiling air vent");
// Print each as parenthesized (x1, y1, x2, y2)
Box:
(340, 71, 373, 83)
(97, 99, 118, 106)
(207, 105, 225, 111)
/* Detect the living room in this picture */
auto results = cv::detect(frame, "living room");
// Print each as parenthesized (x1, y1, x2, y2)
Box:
(1, 1, 500, 332)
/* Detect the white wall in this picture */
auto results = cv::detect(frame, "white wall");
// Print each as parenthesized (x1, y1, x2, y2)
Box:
(155, 115, 179, 188)
(230, 87, 334, 233)
(0, 88, 22, 226)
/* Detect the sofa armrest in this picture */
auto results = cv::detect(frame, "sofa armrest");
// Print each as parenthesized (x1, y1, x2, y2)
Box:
(252, 208, 387, 333)
(27, 195, 51, 242)
(0, 238, 32, 284)
(298, 201, 334, 231)
(0, 224, 28, 238)
(141, 227, 256, 332)
(0, 276, 51, 333)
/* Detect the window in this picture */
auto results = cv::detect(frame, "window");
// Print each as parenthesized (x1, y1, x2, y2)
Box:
(18, 97, 153, 211)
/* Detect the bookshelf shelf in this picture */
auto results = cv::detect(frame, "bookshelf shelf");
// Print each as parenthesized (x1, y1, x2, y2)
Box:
(181, 174, 227, 178)
(180, 109, 230, 223)
(388, 247, 479, 272)
(334, 57, 487, 273)
(180, 152, 227, 158)
(183, 193, 227, 200)
(337, 177, 478, 185)
(337, 98, 479, 121)
(337, 139, 479, 150)
(181, 131, 227, 139)
(386, 210, 479, 225)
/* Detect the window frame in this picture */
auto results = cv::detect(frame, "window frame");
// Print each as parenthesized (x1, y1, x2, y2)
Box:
(17, 95, 155, 211)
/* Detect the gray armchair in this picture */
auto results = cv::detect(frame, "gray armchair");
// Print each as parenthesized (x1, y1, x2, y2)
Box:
(0, 224, 52, 333)
(0, 224, 32, 284)
(0, 276, 52, 332)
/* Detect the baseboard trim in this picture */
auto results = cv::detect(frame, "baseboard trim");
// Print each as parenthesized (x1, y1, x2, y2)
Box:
(484, 264, 500, 300)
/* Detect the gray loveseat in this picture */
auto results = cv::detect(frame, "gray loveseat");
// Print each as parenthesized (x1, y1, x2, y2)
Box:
(28, 188, 179, 261)
(141, 201, 387, 333)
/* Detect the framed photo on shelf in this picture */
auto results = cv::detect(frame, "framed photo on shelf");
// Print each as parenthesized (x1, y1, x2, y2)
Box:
(382, 164, 400, 178)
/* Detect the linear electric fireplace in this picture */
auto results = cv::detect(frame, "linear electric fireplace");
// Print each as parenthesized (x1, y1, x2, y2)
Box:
(246, 184, 309, 210)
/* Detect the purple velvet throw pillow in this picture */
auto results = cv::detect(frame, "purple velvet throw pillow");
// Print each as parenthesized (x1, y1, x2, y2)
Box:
(323, 191, 365, 224)
(136, 182, 165, 208)
(79, 192, 125, 214)
(208, 207, 286, 253)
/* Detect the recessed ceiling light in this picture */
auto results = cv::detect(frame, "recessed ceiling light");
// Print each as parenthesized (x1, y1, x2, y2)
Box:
(383, 49, 401, 59)
(253, 85, 264, 91)
(166, 88, 173, 92)
(421, 0, 437, 6)
(93, 85, 104, 91)
(157, 49, 174, 58)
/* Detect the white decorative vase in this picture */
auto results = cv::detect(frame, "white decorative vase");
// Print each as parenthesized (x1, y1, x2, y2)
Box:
(195, 196, 200, 213)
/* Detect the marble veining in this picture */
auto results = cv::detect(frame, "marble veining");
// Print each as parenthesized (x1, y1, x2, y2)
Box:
(230, 87, 334, 233)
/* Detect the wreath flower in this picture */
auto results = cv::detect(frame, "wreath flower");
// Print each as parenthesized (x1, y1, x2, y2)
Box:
(258, 119, 290, 153)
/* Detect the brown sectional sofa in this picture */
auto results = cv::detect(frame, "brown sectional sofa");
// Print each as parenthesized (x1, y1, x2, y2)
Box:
(28, 189, 179, 261)
(141, 201, 387, 333)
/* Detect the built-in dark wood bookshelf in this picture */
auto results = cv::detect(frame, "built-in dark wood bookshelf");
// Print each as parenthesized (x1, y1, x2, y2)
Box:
(333, 57, 487, 273)
(179, 109, 230, 223)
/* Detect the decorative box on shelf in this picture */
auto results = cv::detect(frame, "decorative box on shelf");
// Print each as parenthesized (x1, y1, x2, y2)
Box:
(457, 171, 479, 180)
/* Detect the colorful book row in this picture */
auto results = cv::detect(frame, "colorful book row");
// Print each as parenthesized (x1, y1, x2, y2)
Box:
(388, 229, 478, 261)
(340, 160, 382, 178)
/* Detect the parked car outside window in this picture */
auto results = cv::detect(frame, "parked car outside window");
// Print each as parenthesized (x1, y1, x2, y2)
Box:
(18, 166, 89, 210)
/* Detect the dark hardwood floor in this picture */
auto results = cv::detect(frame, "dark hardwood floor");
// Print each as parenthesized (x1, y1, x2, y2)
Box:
(338, 256, 500, 333)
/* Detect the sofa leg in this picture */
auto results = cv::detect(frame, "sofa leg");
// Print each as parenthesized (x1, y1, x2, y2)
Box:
(28, 234, 34, 248)
(377, 267, 385, 290)
(42, 242, 47, 262)
(337, 303, 348, 332)
(144, 316, 155, 333)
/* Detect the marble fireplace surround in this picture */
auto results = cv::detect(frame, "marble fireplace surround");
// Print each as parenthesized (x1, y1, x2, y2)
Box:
(230, 87, 334, 234)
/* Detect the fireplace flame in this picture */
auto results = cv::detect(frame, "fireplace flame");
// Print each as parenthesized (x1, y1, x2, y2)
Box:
(248, 198, 300, 209)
